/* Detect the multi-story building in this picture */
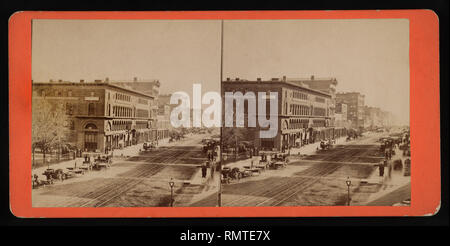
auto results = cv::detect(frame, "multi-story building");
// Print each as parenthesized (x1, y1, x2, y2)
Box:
(335, 102, 351, 128)
(110, 78, 169, 142)
(363, 106, 384, 129)
(156, 103, 171, 141)
(380, 110, 395, 127)
(32, 79, 158, 153)
(288, 76, 338, 127)
(336, 92, 365, 128)
(222, 77, 341, 152)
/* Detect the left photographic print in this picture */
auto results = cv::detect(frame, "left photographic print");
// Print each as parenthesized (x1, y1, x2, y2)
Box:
(31, 19, 223, 207)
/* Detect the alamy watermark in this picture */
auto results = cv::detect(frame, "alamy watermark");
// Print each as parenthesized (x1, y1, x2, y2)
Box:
(170, 84, 278, 138)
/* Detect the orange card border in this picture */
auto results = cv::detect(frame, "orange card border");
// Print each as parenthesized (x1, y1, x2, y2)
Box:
(9, 10, 440, 218)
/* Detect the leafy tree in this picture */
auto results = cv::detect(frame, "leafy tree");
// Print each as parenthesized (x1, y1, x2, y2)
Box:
(222, 127, 255, 151)
(32, 94, 69, 168)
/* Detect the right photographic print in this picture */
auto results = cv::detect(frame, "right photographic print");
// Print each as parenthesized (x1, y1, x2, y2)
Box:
(199, 19, 411, 207)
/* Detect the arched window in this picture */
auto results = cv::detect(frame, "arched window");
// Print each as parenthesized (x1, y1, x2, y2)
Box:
(85, 123, 97, 130)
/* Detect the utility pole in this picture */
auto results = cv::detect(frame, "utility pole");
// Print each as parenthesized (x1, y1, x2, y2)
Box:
(235, 135, 238, 160)
(218, 20, 224, 207)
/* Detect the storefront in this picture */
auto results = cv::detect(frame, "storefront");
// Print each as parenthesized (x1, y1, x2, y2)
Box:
(84, 123, 99, 152)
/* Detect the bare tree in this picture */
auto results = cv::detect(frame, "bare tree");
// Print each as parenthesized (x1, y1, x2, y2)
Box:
(32, 94, 69, 168)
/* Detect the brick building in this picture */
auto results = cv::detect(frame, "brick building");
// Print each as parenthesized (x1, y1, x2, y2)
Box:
(287, 76, 338, 127)
(335, 102, 351, 128)
(222, 77, 344, 152)
(110, 79, 169, 142)
(32, 79, 159, 153)
(336, 92, 365, 128)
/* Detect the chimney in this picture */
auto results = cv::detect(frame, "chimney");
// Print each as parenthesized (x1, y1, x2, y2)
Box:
(226, 78, 230, 81)
(80, 79, 84, 83)
(133, 77, 138, 82)
(282, 76, 286, 81)
(256, 78, 261, 81)
(235, 77, 239, 81)
(311, 75, 315, 80)
(58, 79, 63, 82)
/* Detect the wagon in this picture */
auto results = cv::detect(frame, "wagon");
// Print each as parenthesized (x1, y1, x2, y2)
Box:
(93, 155, 112, 170)
(221, 167, 243, 183)
(270, 160, 287, 169)
(142, 142, 156, 151)
(66, 167, 85, 175)
(42, 168, 67, 182)
(320, 140, 332, 150)
(243, 165, 261, 175)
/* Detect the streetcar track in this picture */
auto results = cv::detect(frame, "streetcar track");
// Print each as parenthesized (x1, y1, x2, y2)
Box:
(194, 142, 381, 207)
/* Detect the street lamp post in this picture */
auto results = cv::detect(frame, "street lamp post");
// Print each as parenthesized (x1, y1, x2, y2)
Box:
(169, 178, 175, 207)
(346, 177, 351, 206)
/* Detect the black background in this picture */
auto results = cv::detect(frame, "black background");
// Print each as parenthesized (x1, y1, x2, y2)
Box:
(1, 0, 448, 242)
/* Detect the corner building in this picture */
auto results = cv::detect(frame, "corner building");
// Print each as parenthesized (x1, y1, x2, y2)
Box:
(32, 80, 157, 153)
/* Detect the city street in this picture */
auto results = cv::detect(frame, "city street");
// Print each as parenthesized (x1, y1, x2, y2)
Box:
(32, 133, 210, 207)
(191, 132, 410, 207)
(32, 131, 410, 207)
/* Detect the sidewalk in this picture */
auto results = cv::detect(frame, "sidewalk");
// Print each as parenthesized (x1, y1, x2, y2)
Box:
(362, 144, 411, 205)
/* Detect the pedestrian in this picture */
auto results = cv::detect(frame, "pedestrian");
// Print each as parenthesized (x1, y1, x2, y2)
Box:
(33, 174, 39, 188)
(210, 162, 215, 178)
(387, 161, 392, 180)
(46, 173, 53, 185)
(379, 161, 385, 177)
(201, 162, 207, 178)
(57, 171, 63, 182)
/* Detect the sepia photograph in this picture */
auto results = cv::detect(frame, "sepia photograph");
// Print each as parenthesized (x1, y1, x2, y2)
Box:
(30, 18, 411, 208)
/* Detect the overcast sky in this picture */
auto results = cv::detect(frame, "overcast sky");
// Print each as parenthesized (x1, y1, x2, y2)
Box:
(223, 19, 409, 125)
(32, 19, 409, 125)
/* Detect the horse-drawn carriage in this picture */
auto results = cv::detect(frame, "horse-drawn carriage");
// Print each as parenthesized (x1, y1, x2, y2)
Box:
(202, 139, 219, 153)
(169, 132, 185, 142)
(253, 155, 269, 172)
(221, 167, 242, 184)
(93, 154, 112, 170)
(79, 152, 112, 171)
(221, 165, 257, 184)
(270, 157, 288, 169)
(259, 151, 289, 170)
(142, 141, 157, 152)
(320, 139, 334, 150)
(32, 168, 72, 189)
